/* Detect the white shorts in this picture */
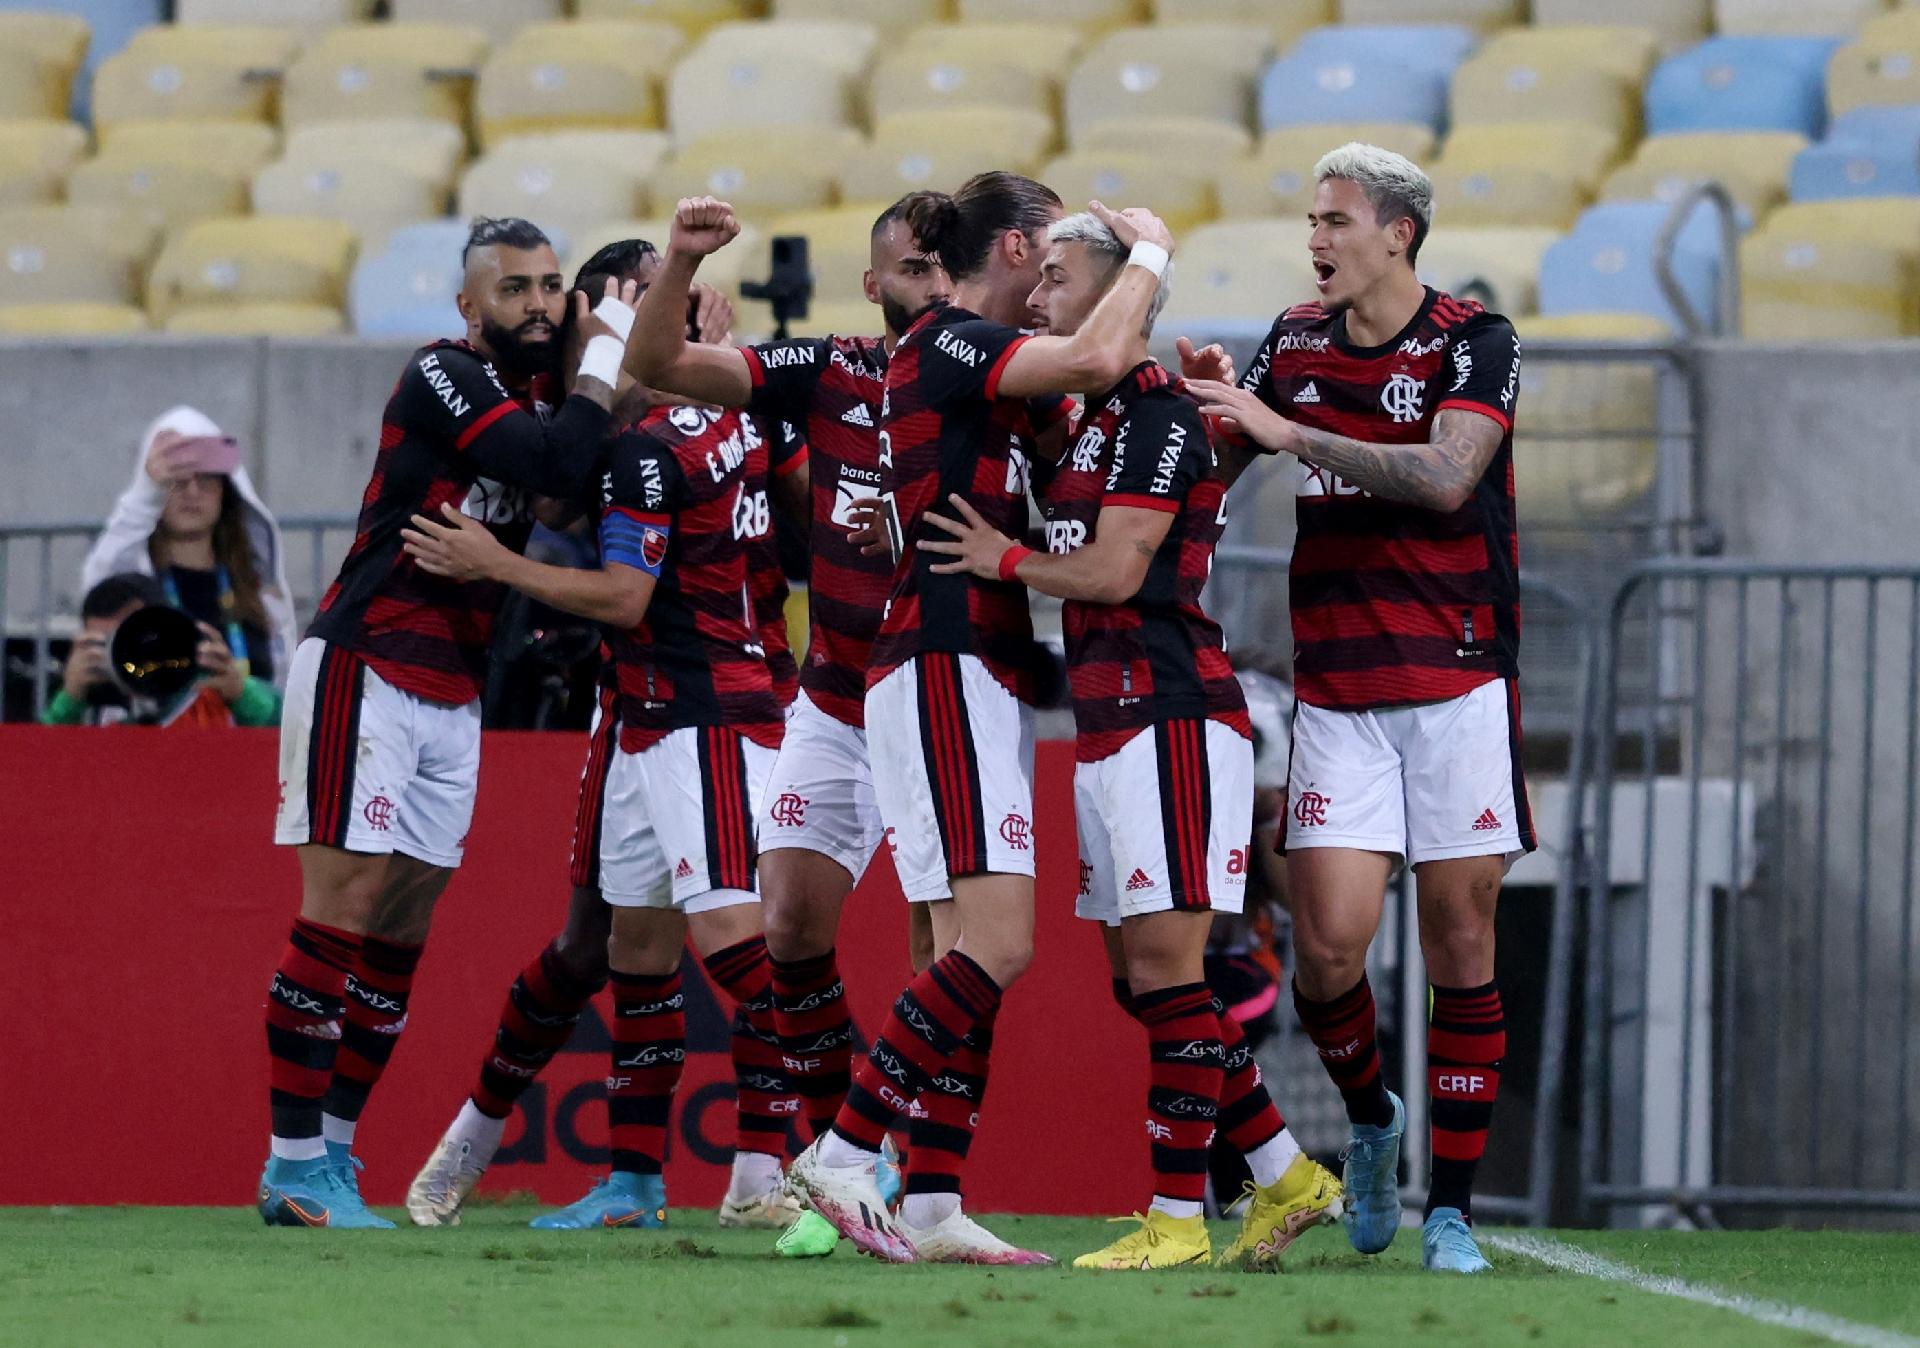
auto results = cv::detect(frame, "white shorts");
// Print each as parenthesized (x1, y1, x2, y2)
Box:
(273, 637, 479, 868)
(864, 652, 1036, 903)
(595, 720, 778, 912)
(1284, 678, 1534, 866)
(1075, 719, 1254, 926)
(757, 689, 885, 881)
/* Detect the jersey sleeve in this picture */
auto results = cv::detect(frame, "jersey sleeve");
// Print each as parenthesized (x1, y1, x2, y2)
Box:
(919, 317, 1030, 406)
(399, 343, 611, 498)
(1102, 392, 1210, 513)
(597, 433, 685, 578)
(740, 338, 830, 424)
(1436, 313, 1521, 430)
(767, 416, 808, 478)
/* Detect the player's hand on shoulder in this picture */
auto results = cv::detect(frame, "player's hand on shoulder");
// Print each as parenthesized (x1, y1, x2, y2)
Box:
(1176, 336, 1235, 385)
(919, 494, 1017, 580)
(1089, 201, 1175, 257)
(576, 275, 641, 350)
(670, 196, 742, 258)
(401, 501, 510, 582)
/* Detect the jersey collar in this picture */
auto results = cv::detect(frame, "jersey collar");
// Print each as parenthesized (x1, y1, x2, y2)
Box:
(1330, 285, 1439, 359)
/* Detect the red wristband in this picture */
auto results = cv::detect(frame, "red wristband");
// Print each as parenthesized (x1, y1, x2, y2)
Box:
(997, 544, 1033, 582)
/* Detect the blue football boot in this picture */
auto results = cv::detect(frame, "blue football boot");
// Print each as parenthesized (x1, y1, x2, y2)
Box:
(1339, 1090, 1405, 1254)
(324, 1141, 396, 1229)
(1422, 1207, 1491, 1274)
(258, 1155, 392, 1229)
(529, 1173, 668, 1230)
(876, 1135, 903, 1208)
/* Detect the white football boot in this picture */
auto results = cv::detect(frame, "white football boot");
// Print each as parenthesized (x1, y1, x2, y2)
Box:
(406, 1100, 505, 1228)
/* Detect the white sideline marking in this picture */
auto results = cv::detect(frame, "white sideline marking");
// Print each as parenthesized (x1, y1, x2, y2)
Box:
(1489, 1234, 1920, 1348)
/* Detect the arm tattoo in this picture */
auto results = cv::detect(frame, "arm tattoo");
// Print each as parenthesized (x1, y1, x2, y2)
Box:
(1291, 409, 1503, 512)
(1132, 538, 1157, 560)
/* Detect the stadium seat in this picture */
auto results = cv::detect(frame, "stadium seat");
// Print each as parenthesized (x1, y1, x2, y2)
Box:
(1713, 0, 1887, 37)
(1151, 0, 1333, 48)
(691, 20, 881, 78)
(0, 10, 90, 80)
(382, 218, 474, 263)
(1257, 53, 1449, 134)
(842, 108, 1056, 204)
(0, 205, 157, 307)
(1041, 149, 1217, 232)
(1507, 318, 1665, 523)
(666, 40, 860, 144)
(95, 117, 279, 168)
(1530, 0, 1711, 49)
(767, 205, 883, 306)
(1154, 219, 1316, 338)
(1428, 132, 1596, 230)
(175, 0, 375, 26)
(563, 216, 766, 311)
(388, 0, 564, 44)
(1519, 312, 1672, 339)
(474, 46, 661, 147)
(776, 0, 947, 34)
(492, 129, 671, 181)
(957, 0, 1146, 37)
(89, 48, 278, 134)
(279, 24, 490, 130)
(1287, 24, 1477, 81)
(0, 161, 55, 210)
(1740, 232, 1913, 336)
(0, 11, 89, 118)
(0, 300, 150, 334)
(0, 119, 86, 203)
(1601, 130, 1807, 217)
(869, 50, 1053, 120)
(165, 301, 346, 336)
(1827, 103, 1920, 149)
(1473, 25, 1660, 86)
(1417, 226, 1560, 316)
(653, 127, 860, 216)
(283, 119, 466, 188)
(1442, 123, 1623, 188)
(1644, 36, 1841, 138)
(458, 143, 651, 246)
(254, 157, 450, 247)
(1063, 41, 1257, 144)
(123, 23, 302, 71)
(348, 233, 465, 339)
(894, 23, 1088, 84)
(1860, 8, 1920, 51)
(66, 154, 253, 232)
(505, 20, 688, 81)
(1076, 116, 1252, 167)
(1336, 0, 1520, 31)
(1826, 41, 1920, 117)
(1447, 49, 1641, 152)
(1790, 139, 1920, 199)
(1215, 122, 1437, 219)
(574, 0, 758, 37)
(146, 215, 357, 323)
(8, 0, 166, 122)
(1537, 200, 1725, 331)
(1091, 21, 1277, 79)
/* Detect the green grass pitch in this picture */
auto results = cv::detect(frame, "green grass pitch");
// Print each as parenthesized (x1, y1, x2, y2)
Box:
(3, 1204, 1916, 1347)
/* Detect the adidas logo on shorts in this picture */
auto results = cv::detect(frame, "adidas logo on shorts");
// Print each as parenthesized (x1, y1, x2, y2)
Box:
(675, 857, 695, 878)
(1124, 868, 1153, 892)
(841, 403, 875, 427)
(1471, 809, 1501, 832)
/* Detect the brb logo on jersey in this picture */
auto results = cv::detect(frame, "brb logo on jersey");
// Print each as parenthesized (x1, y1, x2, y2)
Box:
(1046, 517, 1087, 554)
(1381, 374, 1426, 424)
(732, 486, 770, 540)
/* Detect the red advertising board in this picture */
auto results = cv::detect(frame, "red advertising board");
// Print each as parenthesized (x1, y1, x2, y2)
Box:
(2, 727, 1147, 1212)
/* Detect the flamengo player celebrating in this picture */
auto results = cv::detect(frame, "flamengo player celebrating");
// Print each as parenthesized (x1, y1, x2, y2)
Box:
(258, 218, 636, 1228)
(788, 174, 1178, 1264)
(919, 211, 1344, 1272)
(399, 268, 796, 1231)
(1191, 144, 1528, 1276)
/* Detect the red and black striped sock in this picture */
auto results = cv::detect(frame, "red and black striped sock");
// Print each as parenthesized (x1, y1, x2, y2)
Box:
(473, 942, 606, 1120)
(702, 936, 795, 1160)
(1213, 994, 1287, 1153)
(608, 969, 685, 1175)
(321, 936, 423, 1131)
(904, 1008, 995, 1197)
(834, 951, 1001, 1152)
(1137, 983, 1224, 1206)
(1426, 981, 1505, 1220)
(266, 918, 361, 1155)
(1293, 975, 1395, 1129)
(770, 950, 853, 1141)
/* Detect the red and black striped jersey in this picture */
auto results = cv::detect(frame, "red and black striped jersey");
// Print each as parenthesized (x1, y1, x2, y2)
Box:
(870, 305, 1069, 703)
(1235, 288, 1523, 711)
(748, 413, 806, 707)
(741, 333, 894, 728)
(309, 340, 605, 705)
(1040, 361, 1250, 763)
(597, 402, 783, 755)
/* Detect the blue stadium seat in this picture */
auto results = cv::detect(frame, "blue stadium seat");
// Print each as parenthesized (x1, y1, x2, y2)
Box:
(350, 234, 465, 340)
(1258, 53, 1449, 133)
(380, 219, 472, 265)
(1789, 140, 1920, 200)
(1827, 105, 1920, 154)
(1287, 25, 1477, 81)
(1644, 36, 1841, 137)
(1537, 200, 1725, 330)
(0, 0, 165, 120)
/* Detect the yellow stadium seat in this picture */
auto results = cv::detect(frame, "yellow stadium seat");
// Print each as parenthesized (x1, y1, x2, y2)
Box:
(1041, 149, 1217, 232)
(66, 155, 253, 232)
(125, 23, 303, 68)
(1216, 122, 1436, 220)
(1530, 0, 1710, 49)
(90, 49, 278, 134)
(284, 119, 466, 187)
(491, 129, 671, 180)
(1448, 51, 1640, 149)
(775, 0, 949, 35)
(504, 20, 688, 81)
(668, 49, 858, 145)
(768, 205, 884, 306)
(1517, 313, 1672, 340)
(562, 216, 766, 317)
(692, 20, 881, 78)
(1713, 0, 1887, 37)
(389, 0, 564, 44)
(0, 163, 54, 209)
(0, 206, 158, 307)
(176, 0, 376, 25)
(1827, 42, 1920, 116)
(1063, 44, 1254, 144)
(1601, 131, 1806, 218)
(0, 11, 89, 78)
(1748, 199, 1920, 332)
(654, 127, 860, 216)
(574, 0, 758, 37)
(896, 23, 1087, 83)
(958, 0, 1146, 35)
(474, 47, 660, 146)
(0, 301, 150, 335)
(1505, 322, 1666, 522)
(1441, 123, 1623, 188)
(1076, 115, 1252, 167)
(869, 51, 1053, 120)
(165, 302, 347, 336)
(0, 48, 77, 121)
(458, 145, 652, 245)
(1417, 226, 1558, 316)
(841, 109, 1056, 205)
(280, 24, 490, 130)
(96, 119, 280, 173)
(1428, 156, 1592, 230)
(1090, 22, 1276, 80)
(1474, 25, 1661, 86)
(1860, 9, 1920, 50)
(147, 216, 357, 322)
(1338, 0, 1520, 28)
(788, 297, 886, 340)
(253, 157, 450, 247)
(0, 120, 86, 196)
(1156, 219, 1316, 334)
(1151, 0, 1334, 47)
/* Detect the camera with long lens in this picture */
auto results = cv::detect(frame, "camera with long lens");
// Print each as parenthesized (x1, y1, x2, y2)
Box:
(740, 235, 814, 340)
(100, 604, 202, 721)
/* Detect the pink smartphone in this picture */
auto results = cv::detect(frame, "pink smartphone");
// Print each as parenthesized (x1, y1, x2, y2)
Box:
(169, 435, 242, 476)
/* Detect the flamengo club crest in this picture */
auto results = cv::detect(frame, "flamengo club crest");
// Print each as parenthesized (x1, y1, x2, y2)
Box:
(1380, 373, 1426, 424)
(999, 812, 1031, 851)
(769, 792, 807, 827)
(1293, 791, 1330, 828)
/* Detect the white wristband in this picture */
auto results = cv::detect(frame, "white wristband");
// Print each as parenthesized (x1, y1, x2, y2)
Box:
(1128, 240, 1170, 278)
(578, 334, 624, 388)
(592, 294, 636, 343)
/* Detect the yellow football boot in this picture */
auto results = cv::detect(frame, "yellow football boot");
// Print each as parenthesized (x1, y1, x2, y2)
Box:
(1072, 1210, 1211, 1270)
(1217, 1154, 1346, 1271)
